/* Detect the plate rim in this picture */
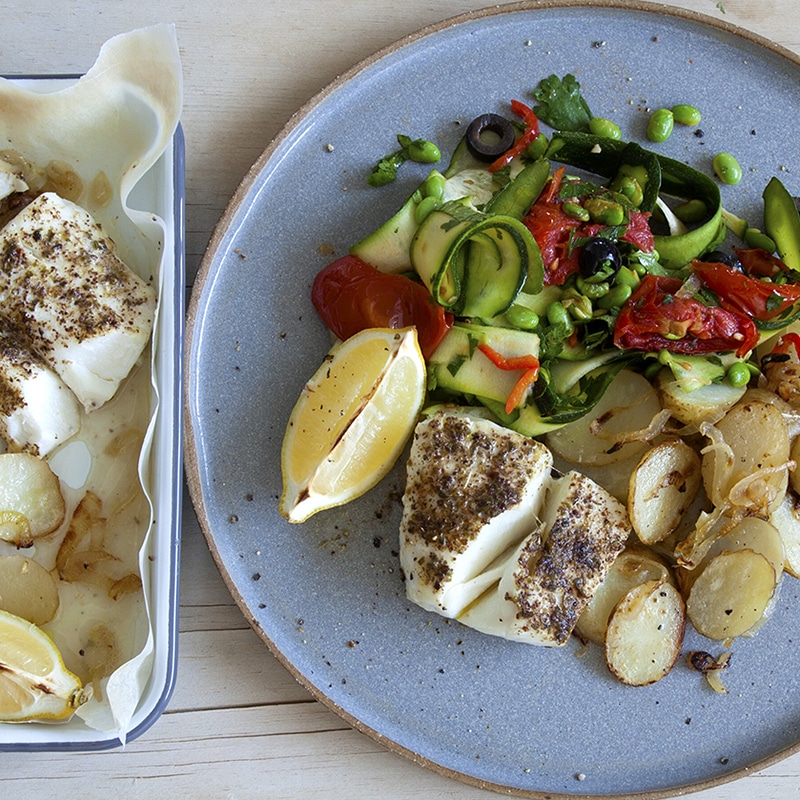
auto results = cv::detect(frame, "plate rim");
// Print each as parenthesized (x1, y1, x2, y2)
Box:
(184, 2, 800, 796)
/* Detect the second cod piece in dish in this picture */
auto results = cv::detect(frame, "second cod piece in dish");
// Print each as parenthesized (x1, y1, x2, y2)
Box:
(0, 191, 157, 411)
(399, 410, 553, 618)
(0, 330, 80, 457)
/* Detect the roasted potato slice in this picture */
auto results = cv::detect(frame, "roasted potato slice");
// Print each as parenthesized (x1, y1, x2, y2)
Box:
(629, 438, 702, 546)
(546, 370, 663, 467)
(686, 549, 776, 640)
(575, 549, 670, 646)
(0, 453, 65, 547)
(654, 368, 745, 427)
(770, 490, 800, 578)
(605, 579, 685, 686)
(701, 399, 789, 516)
(0, 554, 59, 625)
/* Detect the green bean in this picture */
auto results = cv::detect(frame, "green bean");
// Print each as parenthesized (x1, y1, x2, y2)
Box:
(646, 108, 674, 143)
(407, 138, 441, 164)
(506, 304, 540, 330)
(596, 283, 633, 309)
(589, 117, 622, 140)
(713, 152, 743, 185)
(526, 133, 549, 160)
(671, 103, 702, 126)
(726, 361, 751, 388)
(744, 227, 776, 252)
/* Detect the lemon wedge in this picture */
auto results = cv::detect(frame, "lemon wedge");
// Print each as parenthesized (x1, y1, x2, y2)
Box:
(280, 326, 425, 523)
(0, 609, 89, 721)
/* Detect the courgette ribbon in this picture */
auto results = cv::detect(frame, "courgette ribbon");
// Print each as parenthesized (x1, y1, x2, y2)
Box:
(410, 200, 544, 318)
(546, 131, 725, 270)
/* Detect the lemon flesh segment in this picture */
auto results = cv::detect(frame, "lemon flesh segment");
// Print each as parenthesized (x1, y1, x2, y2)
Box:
(0, 609, 89, 721)
(281, 327, 425, 523)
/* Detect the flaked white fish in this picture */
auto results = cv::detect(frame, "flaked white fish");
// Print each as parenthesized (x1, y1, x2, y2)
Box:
(0, 331, 80, 457)
(399, 410, 552, 618)
(0, 192, 156, 410)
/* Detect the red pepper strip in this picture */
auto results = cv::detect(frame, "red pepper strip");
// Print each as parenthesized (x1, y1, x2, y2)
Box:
(692, 259, 800, 321)
(771, 331, 800, 357)
(477, 343, 540, 414)
(613, 274, 759, 358)
(488, 100, 540, 173)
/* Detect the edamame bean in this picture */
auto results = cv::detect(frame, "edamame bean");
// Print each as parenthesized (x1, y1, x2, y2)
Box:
(726, 361, 751, 388)
(422, 171, 446, 202)
(646, 108, 674, 143)
(614, 176, 644, 207)
(575, 276, 610, 299)
(546, 301, 574, 335)
(506, 305, 540, 330)
(744, 227, 776, 252)
(407, 138, 441, 164)
(589, 117, 622, 140)
(414, 195, 439, 224)
(614, 266, 641, 290)
(671, 103, 702, 126)
(562, 201, 590, 222)
(596, 283, 632, 309)
(713, 152, 743, 185)
(584, 197, 625, 226)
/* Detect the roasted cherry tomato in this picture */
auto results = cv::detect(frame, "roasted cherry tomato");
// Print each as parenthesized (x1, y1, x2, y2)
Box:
(613, 274, 759, 357)
(311, 255, 453, 359)
(692, 257, 800, 321)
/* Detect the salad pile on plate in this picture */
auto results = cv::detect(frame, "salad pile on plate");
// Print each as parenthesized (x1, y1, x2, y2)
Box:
(284, 73, 800, 687)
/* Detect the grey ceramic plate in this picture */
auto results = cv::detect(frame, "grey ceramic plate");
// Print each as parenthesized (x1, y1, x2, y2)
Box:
(185, 2, 800, 796)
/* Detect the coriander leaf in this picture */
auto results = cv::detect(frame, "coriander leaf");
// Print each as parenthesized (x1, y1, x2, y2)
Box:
(532, 74, 593, 132)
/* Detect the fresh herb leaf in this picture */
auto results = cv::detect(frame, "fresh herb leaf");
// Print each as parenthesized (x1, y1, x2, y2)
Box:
(447, 354, 468, 376)
(531, 74, 593, 132)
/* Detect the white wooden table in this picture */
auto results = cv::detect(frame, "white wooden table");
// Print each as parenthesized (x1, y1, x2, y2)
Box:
(3, 1, 800, 797)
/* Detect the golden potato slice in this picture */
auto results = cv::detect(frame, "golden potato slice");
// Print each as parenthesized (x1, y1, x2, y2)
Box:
(545, 370, 663, 467)
(0, 554, 59, 625)
(770, 491, 800, 578)
(654, 367, 746, 427)
(629, 438, 702, 545)
(686, 549, 776, 640)
(604, 579, 685, 686)
(575, 549, 669, 646)
(701, 400, 789, 515)
(0, 453, 65, 547)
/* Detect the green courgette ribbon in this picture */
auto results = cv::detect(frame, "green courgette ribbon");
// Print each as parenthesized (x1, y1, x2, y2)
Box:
(410, 200, 544, 318)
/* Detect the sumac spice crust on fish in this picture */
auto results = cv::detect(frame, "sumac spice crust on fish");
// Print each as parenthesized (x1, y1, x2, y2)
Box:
(402, 414, 544, 554)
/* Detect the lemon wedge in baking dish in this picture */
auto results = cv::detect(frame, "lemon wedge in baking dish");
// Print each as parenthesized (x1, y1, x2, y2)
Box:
(280, 327, 425, 523)
(0, 609, 89, 721)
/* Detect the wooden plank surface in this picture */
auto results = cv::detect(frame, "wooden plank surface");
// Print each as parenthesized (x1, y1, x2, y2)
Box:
(2, 1, 800, 797)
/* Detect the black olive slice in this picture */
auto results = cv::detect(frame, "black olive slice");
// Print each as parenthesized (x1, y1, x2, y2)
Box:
(579, 238, 622, 278)
(465, 114, 516, 162)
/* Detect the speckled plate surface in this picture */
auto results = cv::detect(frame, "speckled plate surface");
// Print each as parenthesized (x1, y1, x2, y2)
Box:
(185, 2, 800, 796)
